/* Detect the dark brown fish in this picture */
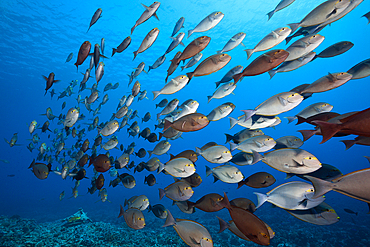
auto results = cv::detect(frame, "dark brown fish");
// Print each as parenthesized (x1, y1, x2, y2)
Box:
(95, 173, 105, 190)
(186, 53, 231, 82)
(42, 72, 60, 96)
(159, 127, 181, 140)
(163, 113, 209, 132)
(312, 41, 353, 60)
(112, 36, 131, 57)
(118, 206, 145, 230)
(75, 41, 91, 71)
(144, 174, 156, 186)
(28, 160, 51, 180)
(296, 112, 340, 125)
(219, 192, 270, 245)
(172, 36, 211, 65)
(230, 198, 256, 213)
(165, 51, 182, 82)
(72, 168, 87, 181)
(313, 107, 370, 143)
(308, 168, 370, 203)
(177, 172, 202, 188)
(135, 148, 147, 158)
(187, 193, 224, 212)
(92, 154, 111, 172)
(233, 49, 289, 83)
(77, 154, 89, 167)
(341, 136, 370, 150)
(170, 150, 198, 163)
(147, 133, 158, 143)
(81, 139, 90, 153)
(237, 172, 276, 189)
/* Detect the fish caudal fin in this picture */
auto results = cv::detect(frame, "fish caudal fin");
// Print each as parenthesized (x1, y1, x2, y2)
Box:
(229, 142, 238, 152)
(117, 205, 124, 218)
(285, 116, 297, 124)
(225, 134, 233, 143)
(341, 140, 356, 150)
(244, 49, 254, 60)
(304, 175, 333, 199)
(288, 23, 300, 33)
(207, 96, 212, 104)
(218, 192, 231, 210)
(252, 150, 264, 165)
(229, 117, 238, 129)
(152, 91, 161, 100)
(268, 69, 277, 79)
(285, 36, 293, 45)
(241, 109, 256, 121)
(133, 51, 138, 60)
(162, 209, 175, 227)
(205, 166, 212, 177)
(159, 188, 166, 200)
(237, 180, 246, 189)
(297, 129, 316, 142)
(187, 29, 194, 39)
(267, 10, 275, 21)
(163, 119, 172, 132)
(157, 161, 165, 174)
(233, 73, 243, 84)
(195, 147, 202, 156)
(216, 216, 230, 233)
(254, 192, 268, 209)
(131, 25, 136, 35)
(311, 120, 341, 144)
(111, 48, 116, 57)
(296, 116, 308, 125)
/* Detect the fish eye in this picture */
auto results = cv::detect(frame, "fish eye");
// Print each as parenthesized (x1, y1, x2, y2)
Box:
(261, 233, 268, 238)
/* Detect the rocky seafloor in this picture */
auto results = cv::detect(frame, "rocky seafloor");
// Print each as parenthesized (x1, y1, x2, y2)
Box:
(0, 207, 369, 247)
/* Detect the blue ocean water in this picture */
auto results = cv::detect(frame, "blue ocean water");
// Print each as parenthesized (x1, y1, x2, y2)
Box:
(0, 0, 370, 246)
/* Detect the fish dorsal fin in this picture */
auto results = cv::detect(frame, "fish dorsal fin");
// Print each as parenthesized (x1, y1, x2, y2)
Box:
(278, 96, 288, 106)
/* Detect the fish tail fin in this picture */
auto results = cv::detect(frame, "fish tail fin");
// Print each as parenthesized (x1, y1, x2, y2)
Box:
(304, 175, 333, 199)
(163, 119, 172, 132)
(225, 134, 233, 143)
(187, 29, 194, 39)
(215, 81, 222, 88)
(131, 25, 136, 35)
(312, 120, 341, 144)
(241, 109, 256, 121)
(229, 142, 238, 152)
(111, 48, 116, 57)
(244, 49, 254, 60)
(4, 138, 9, 145)
(156, 113, 161, 120)
(311, 54, 318, 61)
(158, 132, 163, 141)
(186, 201, 196, 210)
(252, 150, 264, 165)
(285, 35, 293, 45)
(233, 73, 243, 84)
(285, 116, 297, 124)
(157, 161, 165, 174)
(364, 156, 370, 164)
(288, 23, 300, 33)
(148, 150, 153, 157)
(216, 50, 222, 54)
(268, 69, 277, 79)
(218, 192, 231, 210)
(285, 173, 294, 179)
(205, 166, 212, 177)
(341, 140, 356, 150)
(133, 51, 138, 60)
(124, 199, 128, 207)
(296, 116, 307, 125)
(159, 188, 166, 200)
(229, 117, 238, 129)
(195, 147, 202, 155)
(152, 91, 160, 100)
(180, 65, 185, 71)
(254, 192, 268, 209)
(216, 216, 230, 233)
(186, 72, 194, 82)
(207, 96, 212, 104)
(237, 180, 245, 189)
(267, 10, 275, 21)
(297, 129, 316, 141)
(162, 209, 175, 227)
(117, 205, 124, 218)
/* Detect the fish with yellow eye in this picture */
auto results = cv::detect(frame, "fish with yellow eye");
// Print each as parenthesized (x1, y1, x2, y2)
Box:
(163, 113, 209, 132)
(162, 209, 213, 247)
(195, 143, 232, 164)
(188, 11, 224, 38)
(4, 133, 21, 147)
(64, 108, 79, 128)
(118, 206, 146, 230)
(99, 120, 119, 136)
(187, 193, 225, 212)
(28, 159, 51, 180)
(158, 157, 196, 178)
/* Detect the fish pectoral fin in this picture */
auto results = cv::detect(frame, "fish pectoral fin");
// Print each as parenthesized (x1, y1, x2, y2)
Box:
(262, 54, 273, 63)
(326, 9, 337, 19)
(190, 118, 198, 126)
(254, 140, 264, 148)
(177, 186, 185, 197)
(210, 57, 219, 64)
(271, 30, 279, 39)
(173, 167, 185, 173)
(291, 159, 304, 167)
(189, 237, 200, 245)
(298, 198, 308, 207)
(326, 72, 336, 82)
(278, 96, 288, 106)
(292, 41, 308, 48)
